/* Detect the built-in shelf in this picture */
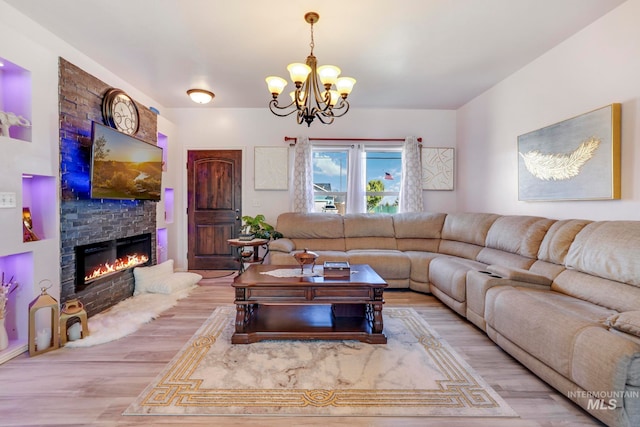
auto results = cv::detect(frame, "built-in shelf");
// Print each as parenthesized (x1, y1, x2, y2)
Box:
(164, 188, 174, 223)
(158, 132, 168, 171)
(157, 228, 168, 264)
(22, 174, 56, 243)
(0, 251, 34, 363)
(0, 57, 32, 143)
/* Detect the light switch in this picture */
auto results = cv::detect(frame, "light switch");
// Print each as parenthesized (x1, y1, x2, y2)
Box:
(0, 192, 17, 208)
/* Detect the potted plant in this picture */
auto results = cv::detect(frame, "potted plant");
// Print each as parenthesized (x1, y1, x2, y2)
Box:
(241, 214, 283, 240)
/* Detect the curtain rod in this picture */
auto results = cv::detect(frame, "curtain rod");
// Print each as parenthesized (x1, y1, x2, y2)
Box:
(284, 136, 422, 146)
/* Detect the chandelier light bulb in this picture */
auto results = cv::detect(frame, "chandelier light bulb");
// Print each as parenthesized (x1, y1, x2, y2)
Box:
(287, 63, 312, 85)
(317, 65, 341, 87)
(336, 77, 356, 96)
(266, 76, 288, 96)
(328, 90, 341, 106)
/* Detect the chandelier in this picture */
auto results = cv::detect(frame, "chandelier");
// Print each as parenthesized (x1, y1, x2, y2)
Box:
(265, 12, 356, 127)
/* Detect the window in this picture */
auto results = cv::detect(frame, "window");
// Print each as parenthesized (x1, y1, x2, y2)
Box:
(312, 148, 348, 213)
(365, 149, 401, 213)
(312, 146, 402, 214)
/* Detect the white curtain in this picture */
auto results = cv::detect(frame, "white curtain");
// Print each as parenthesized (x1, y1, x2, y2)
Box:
(399, 136, 423, 212)
(289, 136, 315, 213)
(346, 144, 366, 214)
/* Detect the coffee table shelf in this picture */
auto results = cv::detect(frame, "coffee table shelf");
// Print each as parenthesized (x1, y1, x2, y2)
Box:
(231, 264, 387, 344)
(233, 305, 384, 344)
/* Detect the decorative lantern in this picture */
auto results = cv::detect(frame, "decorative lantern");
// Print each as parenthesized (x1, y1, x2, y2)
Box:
(59, 298, 89, 345)
(28, 280, 59, 356)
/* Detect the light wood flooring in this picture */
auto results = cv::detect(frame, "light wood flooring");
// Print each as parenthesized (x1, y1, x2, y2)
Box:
(0, 271, 604, 426)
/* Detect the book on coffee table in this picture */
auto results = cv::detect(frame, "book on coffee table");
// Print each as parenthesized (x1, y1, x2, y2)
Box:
(323, 261, 351, 278)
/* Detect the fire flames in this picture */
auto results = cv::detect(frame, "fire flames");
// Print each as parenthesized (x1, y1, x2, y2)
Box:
(84, 253, 149, 282)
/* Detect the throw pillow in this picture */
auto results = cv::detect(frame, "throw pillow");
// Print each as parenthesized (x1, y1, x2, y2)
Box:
(146, 272, 203, 295)
(606, 311, 640, 338)
(133, 259, 174, 295)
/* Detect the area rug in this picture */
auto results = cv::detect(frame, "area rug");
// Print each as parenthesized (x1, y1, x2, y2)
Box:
(124, 306, 517, 418)
(64, 286, 196, 348)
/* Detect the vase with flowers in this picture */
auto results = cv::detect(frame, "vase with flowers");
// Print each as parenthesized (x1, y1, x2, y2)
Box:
(1, 272, 19, 350)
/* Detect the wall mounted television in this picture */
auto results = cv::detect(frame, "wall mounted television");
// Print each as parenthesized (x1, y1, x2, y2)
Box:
(90, 122, 163, 201)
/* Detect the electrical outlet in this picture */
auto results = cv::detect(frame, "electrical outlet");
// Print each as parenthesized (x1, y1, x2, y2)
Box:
(0, 192, 17, 208)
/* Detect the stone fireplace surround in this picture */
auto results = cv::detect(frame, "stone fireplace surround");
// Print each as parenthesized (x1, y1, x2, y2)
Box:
(59, 58, 159, 317)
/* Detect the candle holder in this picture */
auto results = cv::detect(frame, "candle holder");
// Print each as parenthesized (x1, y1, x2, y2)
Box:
(59, 298, 89, 345)
(28, 280, 59, 356)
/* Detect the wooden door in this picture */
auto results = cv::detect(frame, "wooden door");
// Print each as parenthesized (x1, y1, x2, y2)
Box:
(187, 150, 242, 270)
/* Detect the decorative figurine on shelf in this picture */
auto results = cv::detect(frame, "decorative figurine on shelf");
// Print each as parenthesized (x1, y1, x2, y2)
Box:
(1, 272, 19, 351)
(22, 208, 39, 242)
(0, 110, 31, 137)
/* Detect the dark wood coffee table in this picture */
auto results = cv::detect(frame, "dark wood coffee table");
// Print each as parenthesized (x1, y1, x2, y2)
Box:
(231, 264, 387, 344)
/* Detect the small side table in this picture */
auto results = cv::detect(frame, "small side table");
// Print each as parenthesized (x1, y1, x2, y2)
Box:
(227, 238, 269, 274)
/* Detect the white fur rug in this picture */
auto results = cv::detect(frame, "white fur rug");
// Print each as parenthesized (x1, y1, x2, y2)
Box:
(65, 286, 196, 348)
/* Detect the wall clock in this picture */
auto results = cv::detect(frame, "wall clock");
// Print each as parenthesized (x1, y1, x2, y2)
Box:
(102, 88, 140, 135)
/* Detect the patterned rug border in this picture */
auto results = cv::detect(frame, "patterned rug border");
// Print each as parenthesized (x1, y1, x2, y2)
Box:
(124, 306, 518, 418)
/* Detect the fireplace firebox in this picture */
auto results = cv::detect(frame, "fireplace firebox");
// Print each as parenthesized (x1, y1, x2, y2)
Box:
(75, 233, 152, 292)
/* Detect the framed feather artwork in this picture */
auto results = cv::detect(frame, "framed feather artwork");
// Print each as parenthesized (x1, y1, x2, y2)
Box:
(517, 104, 621, 201)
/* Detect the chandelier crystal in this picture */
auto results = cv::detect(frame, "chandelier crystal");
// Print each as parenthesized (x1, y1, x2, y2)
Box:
(266, 12, 356, 127)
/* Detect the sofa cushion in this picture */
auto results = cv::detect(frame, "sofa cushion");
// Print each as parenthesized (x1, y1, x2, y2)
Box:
(276, 213, 344, 239)
(439, 213, 499, 259)
(441, 212, 500, 246)
(429, 256, 487, 303)
(537, 219, 592, 265)
(485, 286, 608, 378)
(553, 269, 640, 314)
(346, 250, 410, 280)
(393, 212, 446, 238)
(484, 215, 555, 258)
(344, 214, 397, 250)
(513, 287, 617, 323)
(404, 251, 441, 285)
(394, 212, 445, 252)
(607, 311, 640, 338)
(565, 221, 640, 287)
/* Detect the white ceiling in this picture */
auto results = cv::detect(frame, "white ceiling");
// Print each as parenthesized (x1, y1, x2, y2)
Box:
(5, 0, 625, 110)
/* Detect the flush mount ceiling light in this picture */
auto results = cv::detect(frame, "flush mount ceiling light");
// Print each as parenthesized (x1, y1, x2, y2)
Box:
(187, 89, 215, 104)
(265, 12, 356, 127)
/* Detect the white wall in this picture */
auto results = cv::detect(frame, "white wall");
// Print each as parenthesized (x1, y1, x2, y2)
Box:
(456, 0, 640, 220)
(167, 107, 457, 267)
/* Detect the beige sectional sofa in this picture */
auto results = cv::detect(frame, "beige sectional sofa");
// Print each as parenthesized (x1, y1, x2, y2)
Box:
(267, 212, 640, 427)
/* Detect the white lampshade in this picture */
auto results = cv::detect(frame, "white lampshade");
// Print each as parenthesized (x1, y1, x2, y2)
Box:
(287, 63, 312, 84)
(328, 90, 340, 106)
(317, 65, 341, 86)
(265, 76, 288, 95)
(187, 89, 215, 104)
(336, 77, 356, 96)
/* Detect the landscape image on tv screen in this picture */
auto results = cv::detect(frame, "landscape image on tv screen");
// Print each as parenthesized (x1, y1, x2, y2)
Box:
(90, 122, 163, 201)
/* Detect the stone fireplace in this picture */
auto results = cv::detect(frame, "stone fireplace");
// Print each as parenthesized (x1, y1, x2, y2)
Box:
(58, 58, 159, 317)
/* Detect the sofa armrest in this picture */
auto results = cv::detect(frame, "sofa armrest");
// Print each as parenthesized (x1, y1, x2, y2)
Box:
(269, 238, 295, 253)
(485, 264, 552, 287)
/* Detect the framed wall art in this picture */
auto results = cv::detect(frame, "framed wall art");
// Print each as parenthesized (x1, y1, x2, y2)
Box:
(422, 147, 454, 190)
(517, 104, 621, 201)
(254, 146, 289, 190)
